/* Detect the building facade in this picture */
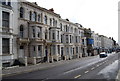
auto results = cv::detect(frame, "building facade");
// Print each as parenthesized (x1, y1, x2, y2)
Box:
(99, 35, 114, 53)
(92, 32, 101, 55)
(0, 0, 18, 67)
(16, 1, 86, 65)
(118, 2, 120, 46)
(84, 28, 94, 56)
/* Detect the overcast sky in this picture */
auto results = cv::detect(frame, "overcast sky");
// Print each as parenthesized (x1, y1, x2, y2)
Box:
(27, 0, 119, 42)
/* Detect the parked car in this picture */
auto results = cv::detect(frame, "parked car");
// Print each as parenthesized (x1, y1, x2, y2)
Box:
(99, 52, 107, 58)
(116, 49, 120, 53)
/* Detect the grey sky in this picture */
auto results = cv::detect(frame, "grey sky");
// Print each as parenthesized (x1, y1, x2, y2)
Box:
(27, 0, 119, 42)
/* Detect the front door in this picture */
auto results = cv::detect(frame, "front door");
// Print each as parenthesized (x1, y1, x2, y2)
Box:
(44, 46, 48, 62)
(61, 47, 64, 60)
(19, 46, 24, 58)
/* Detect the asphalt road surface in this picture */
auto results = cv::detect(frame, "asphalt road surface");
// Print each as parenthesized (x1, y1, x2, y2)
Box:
(3, 53, 120, 81)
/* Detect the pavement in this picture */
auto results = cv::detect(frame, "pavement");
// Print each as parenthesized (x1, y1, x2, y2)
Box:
(2, 56, 96, 77)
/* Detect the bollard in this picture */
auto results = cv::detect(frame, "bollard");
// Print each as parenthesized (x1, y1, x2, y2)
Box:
(25, 57, 28, 66)
(33, 57, 36, 65)
(47, 56, 50, 63)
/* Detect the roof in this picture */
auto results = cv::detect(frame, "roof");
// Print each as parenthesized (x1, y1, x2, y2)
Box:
(22, 1, 61, 18)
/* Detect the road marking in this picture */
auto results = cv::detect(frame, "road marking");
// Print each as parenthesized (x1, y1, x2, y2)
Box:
(91, 67, 95, 70)
(64, 67, 82, 74)
(84, 71, 89, 73)
(96, 64, 100, 67)
(74, 75, 81, 79)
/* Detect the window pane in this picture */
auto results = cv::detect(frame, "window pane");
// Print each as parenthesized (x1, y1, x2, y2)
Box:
(2, 38, 9, 54)
(33, 28, 35, 37)
(2, 2, 6, 5)
(20, 46, 24, 49)
(20, 7, 24, 18)
(33, 46, 35, 51)
(29, 11, 32, 20)
(61, 35, 62, 42)
(38, 45, 42, 56)
(57, 31, 59, 39)
(20, 25, 24, 38)
(52, 33, 55, 39)
(60, 23, 62, 31)
(20, 25, 24, 31)
(44, 16, 47, 24)
(50, 18, 52, 26)
(53, 18, 55, 26)
(33, 12, 37, 21)
(38, 15, 40, 21)
(2, 11, 9, 27)
(8, 2, 11, 6)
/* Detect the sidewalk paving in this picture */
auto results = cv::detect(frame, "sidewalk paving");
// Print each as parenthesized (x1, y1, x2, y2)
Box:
(2, 56, 94, 77)
(2, 60, 70, 77)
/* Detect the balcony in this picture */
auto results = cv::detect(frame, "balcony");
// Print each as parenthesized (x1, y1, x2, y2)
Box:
(1, 4, 12, 10)
(52, 40, 61, 44)
(43, 40, 52, 45)
(34, 38, 44, 42)
(17, 38, 30, 44)
(46, 40, 52, 43)
(30, 38, 44, 43)
(2, 27, 13, 34)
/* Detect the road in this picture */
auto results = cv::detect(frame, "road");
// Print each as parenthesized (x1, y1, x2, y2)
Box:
(2, 53, 120, 81)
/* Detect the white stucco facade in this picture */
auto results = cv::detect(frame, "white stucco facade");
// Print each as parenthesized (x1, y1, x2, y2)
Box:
(118, 2, 120, 46)
(0, 1, 18, 66)
(100, 35, 114, 52)
(92, 32, 101, 49)
(15, 1, 86, 65)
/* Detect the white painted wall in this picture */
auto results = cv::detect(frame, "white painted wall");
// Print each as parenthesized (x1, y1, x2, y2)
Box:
(0, 1, 19, 65)
(118, 2, 120, 46)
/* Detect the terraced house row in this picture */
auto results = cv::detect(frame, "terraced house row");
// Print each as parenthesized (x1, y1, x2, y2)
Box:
(0, 0, 117, 67)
